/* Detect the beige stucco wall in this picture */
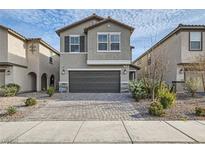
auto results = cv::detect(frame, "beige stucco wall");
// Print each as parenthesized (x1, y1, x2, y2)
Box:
(60, 19, 99, 53)
(7, 33, 27, 66)
(60, 53, 130, 92)
(0, 70, 5, 86)
(0, 31, 60, 92)
(0, 28, 8, 62)
(87, 22, 132, 61)
(39, 43, 60, 89)
(180, 30, 205, 63)
(135, 31, 181, 86)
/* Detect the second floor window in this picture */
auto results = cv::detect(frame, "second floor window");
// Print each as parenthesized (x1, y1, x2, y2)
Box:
(98, 33, 120, 52)
(70, 36, 80, 52)
(110, 34, 120, 51)
(189, 32, 202, 51)
(98, 34, 108, 51)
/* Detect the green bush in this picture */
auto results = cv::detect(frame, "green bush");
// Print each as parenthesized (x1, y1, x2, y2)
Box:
(184, 78, 200, 97)
(6, 106, 17, 115)
(149, 101, 165, 116)
(158, 86, 176, 109)
(129, 80, 147, 101)
(47, 87, 55, 97)
(6, 83, 21, 93)
(2, 86, 18, 97)
(195, 107, 205, 116)
(25, 97, 37, 106)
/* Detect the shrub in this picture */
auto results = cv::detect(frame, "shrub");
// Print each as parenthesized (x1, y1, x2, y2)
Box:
(129, 80, 147, 101)
(184, 78, 200, 97)
(149, 101, 165, 116)
(2, 86, 18, 97)
(6, 106, 17, 115)
(6, 83, 21, 93)
(195, 107, 205, 116)
(47, 87, 55, 97)
(25, 97, 37, 106)
(158, 86, 176, 109)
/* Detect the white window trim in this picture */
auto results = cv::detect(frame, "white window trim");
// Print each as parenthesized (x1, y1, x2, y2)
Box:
(189, 32, 202, 51)
(69, 35, 80, 53)
(110, 32, 121, 52)
(97, 32, 121, 52)
(97, 32, 109, 52)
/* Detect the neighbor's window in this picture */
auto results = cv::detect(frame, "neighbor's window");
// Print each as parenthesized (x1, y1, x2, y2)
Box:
(110, 34, 120, 51)
(98, 34, 108, 51)
(49, 57, 53, 64)
(189, 32, 202, 51)
(70, 36, 80, 52)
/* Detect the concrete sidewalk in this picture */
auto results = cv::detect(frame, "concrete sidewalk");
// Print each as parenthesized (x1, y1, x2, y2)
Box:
(0, 121, 205, 143)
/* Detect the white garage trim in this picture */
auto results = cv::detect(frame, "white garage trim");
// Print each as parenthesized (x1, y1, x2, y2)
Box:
(87, 60, 131, 65)
(67, 68, 122, 71)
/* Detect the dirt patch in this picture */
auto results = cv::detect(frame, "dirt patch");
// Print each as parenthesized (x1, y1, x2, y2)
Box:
(0, 93, 48, 121)
(133, 93, 205, 120)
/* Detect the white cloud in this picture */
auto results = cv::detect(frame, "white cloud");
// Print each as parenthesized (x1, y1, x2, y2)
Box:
(1, 9, 205, 59)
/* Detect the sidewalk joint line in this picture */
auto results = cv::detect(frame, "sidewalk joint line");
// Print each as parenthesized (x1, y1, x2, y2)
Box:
(73, 121, 85, 143)
(121, 120, 133, 144)
(196, 121, 205, 126)
(9, 121, 43, 143)
(164, 121, 198, 143)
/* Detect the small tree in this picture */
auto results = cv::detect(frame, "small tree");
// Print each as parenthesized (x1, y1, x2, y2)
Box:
(141, 51, 168, 101)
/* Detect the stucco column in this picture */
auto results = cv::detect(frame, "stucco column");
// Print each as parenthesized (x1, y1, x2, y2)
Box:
(36, 74, 41, 91)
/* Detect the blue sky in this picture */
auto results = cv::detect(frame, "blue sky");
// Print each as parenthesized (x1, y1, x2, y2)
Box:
(1, 9, 205, 60)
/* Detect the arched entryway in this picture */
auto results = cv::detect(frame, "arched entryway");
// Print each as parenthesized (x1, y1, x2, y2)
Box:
(41, 73, 47, 91)
(50, 74, 55, 87)
(28, 72, 37, 91)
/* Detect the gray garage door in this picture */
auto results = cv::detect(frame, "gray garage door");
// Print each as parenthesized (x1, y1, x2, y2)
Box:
(69, 71, 120, 93)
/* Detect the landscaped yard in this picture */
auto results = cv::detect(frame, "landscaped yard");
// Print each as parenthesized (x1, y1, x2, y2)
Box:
(0, 92, 205, 121)
(133, 94, 205, 120)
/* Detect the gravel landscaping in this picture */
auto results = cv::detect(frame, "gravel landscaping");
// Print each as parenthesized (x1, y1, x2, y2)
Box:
(0, 92, 49, 121)
(133, 93, 205, 120)
(0, 92, 205, 121)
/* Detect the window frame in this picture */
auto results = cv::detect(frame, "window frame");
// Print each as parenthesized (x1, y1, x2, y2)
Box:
(110, 32, 121, 52)
(69, 35, 80, 53)
(97, 33, 109, 52)
(189, 32, 203, 51)
(97, 32, 121, 52)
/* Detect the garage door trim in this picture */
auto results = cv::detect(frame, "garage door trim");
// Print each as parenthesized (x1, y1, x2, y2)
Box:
(68, 69, 121, 93)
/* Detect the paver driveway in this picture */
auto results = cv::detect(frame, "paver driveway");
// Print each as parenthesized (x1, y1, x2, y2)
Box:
(21, 93, 142, 121)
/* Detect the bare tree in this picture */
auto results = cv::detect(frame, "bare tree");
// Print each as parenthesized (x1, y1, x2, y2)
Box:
(141, 50, 168, 101)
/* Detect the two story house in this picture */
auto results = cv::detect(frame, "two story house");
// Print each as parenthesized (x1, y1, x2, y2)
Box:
(56, 14, 138, 93)
(0, 25, 60, 92)
(133, 24, 205, 92)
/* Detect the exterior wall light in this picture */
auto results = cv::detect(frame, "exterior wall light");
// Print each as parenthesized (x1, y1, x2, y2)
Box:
(61, 66, 65, 75)
(179, 68, 184, 74)
(123, 66, 127, 75)
(6, 68, 11, 75)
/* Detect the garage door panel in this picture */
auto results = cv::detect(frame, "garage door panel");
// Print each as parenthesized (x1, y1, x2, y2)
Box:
(69, 71, 120, 93)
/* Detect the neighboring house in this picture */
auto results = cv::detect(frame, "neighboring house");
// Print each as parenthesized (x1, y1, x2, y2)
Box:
(0, 24, 60, 92)
(56, 14, 138, 93)
(133, 24, 205, 92)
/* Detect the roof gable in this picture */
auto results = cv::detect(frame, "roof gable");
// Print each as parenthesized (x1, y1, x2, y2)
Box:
(133, 24, 205, 63)
(56, 14, 104, 35)
(84, 17, 134, 33)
